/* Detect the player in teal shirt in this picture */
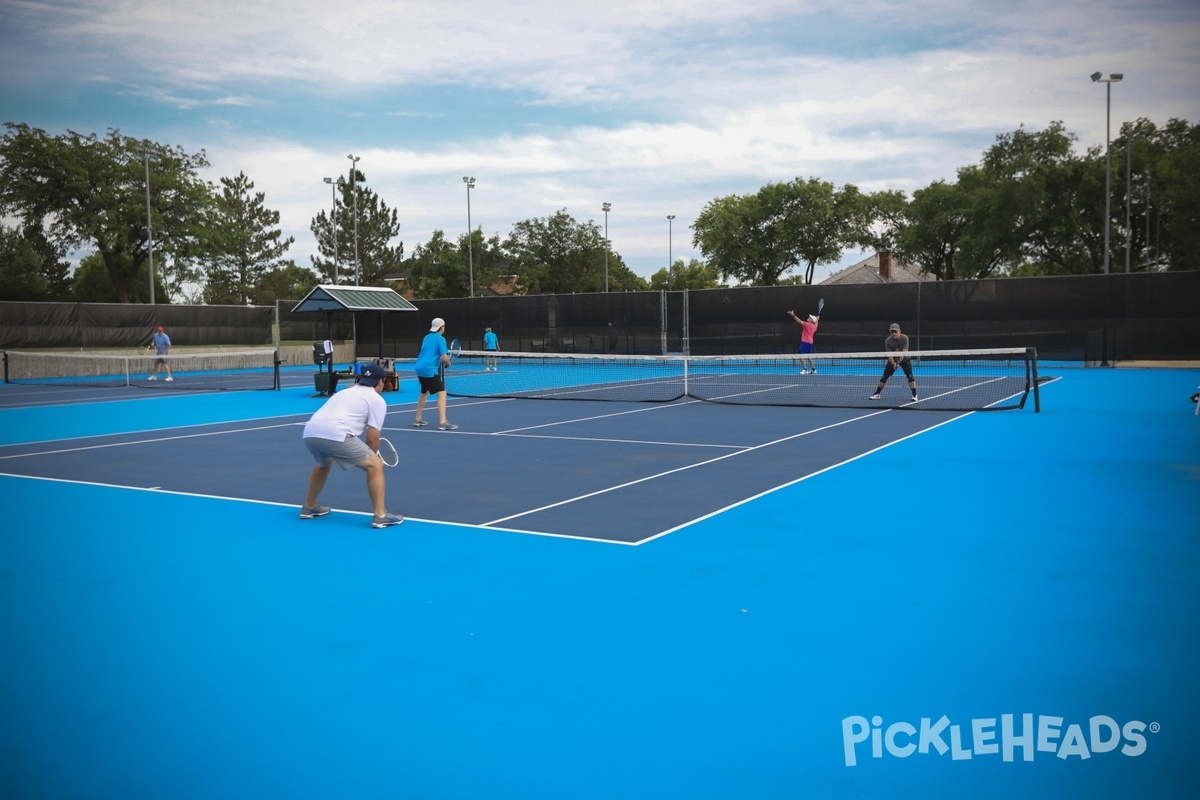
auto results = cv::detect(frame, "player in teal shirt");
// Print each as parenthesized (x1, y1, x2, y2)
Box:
(482, 327, 499, 371)
(413, 318, 457, 430)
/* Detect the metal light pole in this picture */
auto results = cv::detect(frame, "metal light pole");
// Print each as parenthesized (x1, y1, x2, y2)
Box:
(602, 202, 611, 292)
(667, 215, 675, 291)
(142, 148, 159, 304)
(323, 177, 339, 283)
(1124, 124, 1132, 273)
(463, 176, 476, 297)
(1091, 72, 1123, 274)
(348, 154, 361, 284)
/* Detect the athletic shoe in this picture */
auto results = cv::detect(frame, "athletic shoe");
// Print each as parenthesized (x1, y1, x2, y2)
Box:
(811, 368, 818, 374)
(299, 505, 330, 519)
(165, 376, 173, 382)
(438, 421, 458, 431)
(147, 375, 156, 380)
(911, 394, 919, 402)
(412, 419, 428, 427)
(800, 369, 808, 375)
(371, 512, 404, 528)
(869, 393, 881, 400)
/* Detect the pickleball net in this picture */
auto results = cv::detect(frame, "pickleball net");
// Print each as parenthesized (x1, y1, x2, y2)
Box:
(3, 349, 280, 391)
(443, 347, 1041, 411)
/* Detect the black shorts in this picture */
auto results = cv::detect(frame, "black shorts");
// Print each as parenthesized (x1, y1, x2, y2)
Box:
(417, 374, 445, 395)
(882, 358, 914, 381)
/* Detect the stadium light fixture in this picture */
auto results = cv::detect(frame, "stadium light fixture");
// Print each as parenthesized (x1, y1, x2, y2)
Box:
(1091, 72, 1123, 274)
(323, 177, 339, 283)
(464, 177, 476, 297)
(602, 202, 612, 292)
(348, 154, 361, 284)
(667, 215, 676, 291)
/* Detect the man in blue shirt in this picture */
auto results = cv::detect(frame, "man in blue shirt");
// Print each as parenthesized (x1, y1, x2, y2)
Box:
(413, 318, 458, 430)
(148, 325, 173, 382)
(482, 326, 499, 371)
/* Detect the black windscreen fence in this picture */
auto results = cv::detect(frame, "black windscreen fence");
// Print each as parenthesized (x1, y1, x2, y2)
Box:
(0, 302, 275, 349)
(3, 272, 1196, 362)
(370, 272, 1197, 363)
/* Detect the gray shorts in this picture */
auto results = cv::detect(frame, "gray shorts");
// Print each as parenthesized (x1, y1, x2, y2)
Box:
(304, 434, 373, 470)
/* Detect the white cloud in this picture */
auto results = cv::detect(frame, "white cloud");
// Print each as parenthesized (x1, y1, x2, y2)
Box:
(2, 0, 1196, 281)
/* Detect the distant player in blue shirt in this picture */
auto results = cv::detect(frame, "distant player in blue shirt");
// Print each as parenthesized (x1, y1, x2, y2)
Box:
(148, 325, 173, 382)
(482, 327, 499, 371)
(412, 318, 458, 430)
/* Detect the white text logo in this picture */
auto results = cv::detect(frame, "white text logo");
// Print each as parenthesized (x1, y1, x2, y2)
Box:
(842, 714, 1157, 767)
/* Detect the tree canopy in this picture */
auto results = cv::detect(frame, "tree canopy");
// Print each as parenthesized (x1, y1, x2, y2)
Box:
(2, 116, 1196, 304)
(692, 178, 866, 285)
(0, 124, 213, 302)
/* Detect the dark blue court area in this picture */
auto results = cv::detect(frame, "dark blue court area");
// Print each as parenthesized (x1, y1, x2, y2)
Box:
(1, 364, 1198, 799)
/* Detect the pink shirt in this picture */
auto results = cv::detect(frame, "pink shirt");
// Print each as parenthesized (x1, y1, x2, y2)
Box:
(800, 320, 818, 345)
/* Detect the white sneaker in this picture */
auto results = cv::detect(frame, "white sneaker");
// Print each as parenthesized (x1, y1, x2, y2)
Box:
(800, 369, 808, 375)
(869, 393, 881, 400)
(147, 375, 156, 380)
(165, 376, 173, 382)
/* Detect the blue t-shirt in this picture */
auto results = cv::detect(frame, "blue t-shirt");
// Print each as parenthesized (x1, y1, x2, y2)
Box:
(414, 331, 447, 377)
(483, 331, 499, 351)
(151, 331, 171, 354)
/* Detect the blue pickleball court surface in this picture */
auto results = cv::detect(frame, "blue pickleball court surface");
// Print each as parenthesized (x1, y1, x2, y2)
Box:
(1, 365, 1198, 798)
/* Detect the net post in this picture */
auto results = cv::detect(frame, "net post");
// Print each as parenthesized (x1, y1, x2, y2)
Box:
(274, 349, 282, 391)
(660, 289, 668, 356)
(1027, 347, 1041, 413)
(2, 351, 8, 384)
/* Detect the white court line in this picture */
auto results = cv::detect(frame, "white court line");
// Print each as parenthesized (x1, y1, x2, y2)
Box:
(482, 409, 891, 527)
(0, 471, 638, 546)
(636, 411, 975, 545)
(0, 422, 302, 460)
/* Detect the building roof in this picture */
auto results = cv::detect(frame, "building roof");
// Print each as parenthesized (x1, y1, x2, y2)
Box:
(291, 285, 419, 313)
(820, 252, 927, 285)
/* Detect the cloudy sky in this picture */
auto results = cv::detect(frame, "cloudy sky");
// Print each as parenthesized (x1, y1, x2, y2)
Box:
(1, 0, 1197, 283)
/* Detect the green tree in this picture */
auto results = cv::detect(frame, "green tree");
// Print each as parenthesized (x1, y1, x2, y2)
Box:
(0, 222, 73, 300)
(895, 181, 965, 280)
(70, 250, 168, 303)
(403, 229, 466, 299)
(0, 124, 211, 303)
(854, 189, 909, 255)
(309, 166, 404, 287)
(1141, 118, 1200, 272)
(252, 261, 319, 305)
(692, 178, 860, 286)
(0, 223, 51, 300)
(503, 209, 610, 294)
(200, 171, 295, 305)
(649, 258, 718, 291)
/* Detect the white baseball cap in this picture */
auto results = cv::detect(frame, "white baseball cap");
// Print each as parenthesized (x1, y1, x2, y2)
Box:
(430, 318, 446, 331)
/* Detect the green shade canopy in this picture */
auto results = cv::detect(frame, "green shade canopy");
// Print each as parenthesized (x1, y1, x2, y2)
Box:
(291, 285, 418, 314)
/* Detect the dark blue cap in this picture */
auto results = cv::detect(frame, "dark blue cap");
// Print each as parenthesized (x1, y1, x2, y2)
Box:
(358, 363, 386, 386)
